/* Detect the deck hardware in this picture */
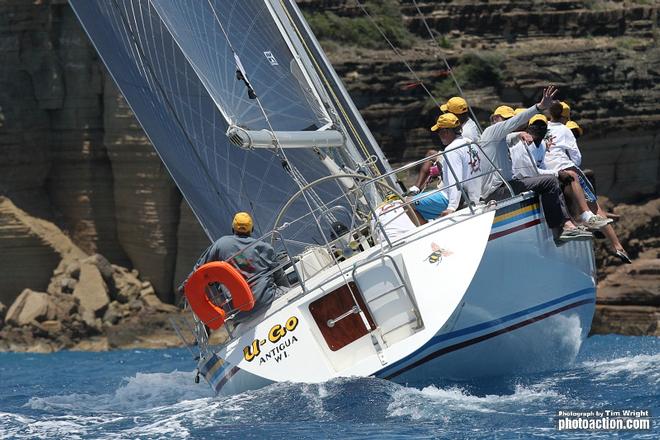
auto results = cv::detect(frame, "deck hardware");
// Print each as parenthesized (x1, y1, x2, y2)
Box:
(327, 305, 360, 327)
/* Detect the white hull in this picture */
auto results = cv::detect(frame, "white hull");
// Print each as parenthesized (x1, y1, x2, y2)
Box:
(199, 194, 596, 396)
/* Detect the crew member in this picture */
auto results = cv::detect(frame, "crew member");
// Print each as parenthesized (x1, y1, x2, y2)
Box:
(187, 212, 285, 320)
(409, 149, 440, 195)
(478, 86, 591, 241)
(440, 96, 480, 141)
(545, 102, 612, 231)
(430, 112, 481, 215)
(551, 116, 631, 263)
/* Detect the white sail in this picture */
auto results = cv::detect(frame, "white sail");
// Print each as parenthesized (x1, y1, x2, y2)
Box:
(68, 0, 388, 246)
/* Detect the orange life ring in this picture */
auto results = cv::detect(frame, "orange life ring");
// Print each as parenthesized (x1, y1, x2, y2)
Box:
(184, 261, 255, 330)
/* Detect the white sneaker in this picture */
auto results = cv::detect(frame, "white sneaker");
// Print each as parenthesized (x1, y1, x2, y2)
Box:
(582, 214, 613, 230)
(558, 227, 593, 241)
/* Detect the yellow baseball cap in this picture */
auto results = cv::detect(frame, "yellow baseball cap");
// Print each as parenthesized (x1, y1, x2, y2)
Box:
(514, 108, 525, 115)
(561, 101, 571, 118)
(232, 212, 253, 234)
(566, 120, 583, 136)
(440, 97, 468, 115)
(431, 113, 461, 131)
(529, 114, 548, 125)
(493, 105, 515, 119)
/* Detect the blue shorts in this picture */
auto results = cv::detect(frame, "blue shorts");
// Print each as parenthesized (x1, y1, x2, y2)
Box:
(412, 191, 449, 221)
(577, 172, 597, 203)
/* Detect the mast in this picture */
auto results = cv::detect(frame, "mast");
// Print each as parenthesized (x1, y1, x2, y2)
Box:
(269, 0, 395, 182)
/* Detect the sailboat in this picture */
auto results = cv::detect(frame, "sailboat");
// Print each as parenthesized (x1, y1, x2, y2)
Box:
(69, 0, 596, 396)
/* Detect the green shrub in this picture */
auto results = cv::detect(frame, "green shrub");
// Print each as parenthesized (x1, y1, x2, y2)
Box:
(305, 0, 415, 50)
(432, 52, 503, 100)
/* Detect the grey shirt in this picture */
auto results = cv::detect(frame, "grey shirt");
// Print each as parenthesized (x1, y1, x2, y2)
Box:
(193, 234, 280, 311)
(477, 106, 541, 199)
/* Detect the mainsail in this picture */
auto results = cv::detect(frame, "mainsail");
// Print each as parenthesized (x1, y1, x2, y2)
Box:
(69, 0, 392, 248)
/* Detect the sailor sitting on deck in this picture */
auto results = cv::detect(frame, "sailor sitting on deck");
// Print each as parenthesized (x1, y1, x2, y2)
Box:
(428, 112, 481, 216)
(544, 108, 631, 263)
(477, 85, 591, 242)
(185, 212, 287, 321)
(408, 149, 439, 195)
(544, 102, 612, 231)
(371, 194, 417, 243)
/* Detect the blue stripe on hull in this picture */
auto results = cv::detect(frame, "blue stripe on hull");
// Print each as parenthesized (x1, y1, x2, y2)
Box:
(376, 288, 595, 379)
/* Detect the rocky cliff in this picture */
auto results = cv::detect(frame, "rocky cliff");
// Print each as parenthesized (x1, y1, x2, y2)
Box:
(0, 0, 658, 327)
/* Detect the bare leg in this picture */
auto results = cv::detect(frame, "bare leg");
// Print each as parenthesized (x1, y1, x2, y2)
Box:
(588, 201, 624, 251)
(562, 170, 591, 213)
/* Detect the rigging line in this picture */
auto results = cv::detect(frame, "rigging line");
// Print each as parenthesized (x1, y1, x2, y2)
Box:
(410, 0, 483, 133)
(205, 0, 333, 223)
(113, 0, 232, 232)
(277, 0, 381, 178)
(354, 0, 441, 110)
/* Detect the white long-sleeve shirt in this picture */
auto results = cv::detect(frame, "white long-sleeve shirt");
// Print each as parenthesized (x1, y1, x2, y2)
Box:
(441, 136, 481, 210)
(544, 121, 582, 171)
(507, 134, 557, 179)
(461, 118, 480, 142)
(371, 200, 416, 242)
(477, 105, 541, 198)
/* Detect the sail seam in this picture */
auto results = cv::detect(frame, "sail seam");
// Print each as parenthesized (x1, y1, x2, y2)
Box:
(111, 0, 231, 237)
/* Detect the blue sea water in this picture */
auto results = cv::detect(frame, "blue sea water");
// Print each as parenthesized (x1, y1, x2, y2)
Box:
(0, 335, 657, 439)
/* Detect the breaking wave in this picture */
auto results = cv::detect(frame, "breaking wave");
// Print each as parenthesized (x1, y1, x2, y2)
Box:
(582, 353, 660, 384)
(2, 336, 658, 439)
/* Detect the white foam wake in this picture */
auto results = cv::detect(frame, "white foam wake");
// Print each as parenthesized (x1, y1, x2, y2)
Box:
(27, 370, 213, 414)
(387, 383, 567, 420)
(582, 353, 660, 384)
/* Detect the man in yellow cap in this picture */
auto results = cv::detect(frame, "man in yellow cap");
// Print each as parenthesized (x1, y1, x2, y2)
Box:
(509, 114, 556, 179)
(478, 86, 593, 241)
(544, 102, 616, 230)
(548, 111, 630, 262)
(566, 120, 583, 138)
(427, 112, 482, 215)
(184, 211, 286, 320)
(478, 87, 555, 201)
(440, 96, 480, 141)
(560, 101, 571, 123)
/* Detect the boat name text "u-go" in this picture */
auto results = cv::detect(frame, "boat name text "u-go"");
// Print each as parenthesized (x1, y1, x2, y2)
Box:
(243, 316, 299, 363)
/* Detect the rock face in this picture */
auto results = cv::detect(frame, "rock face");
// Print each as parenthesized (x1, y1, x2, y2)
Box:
(591, 198, 660, 336)
(5, 289, 56, 326)
(73, 262, 110, 317)
(312, 2, 660, 204)
(0, 197, 85, 305)
(103, 79, 183, 303)
(0, 243, 185, 352)
(0, 0, 657, 316)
